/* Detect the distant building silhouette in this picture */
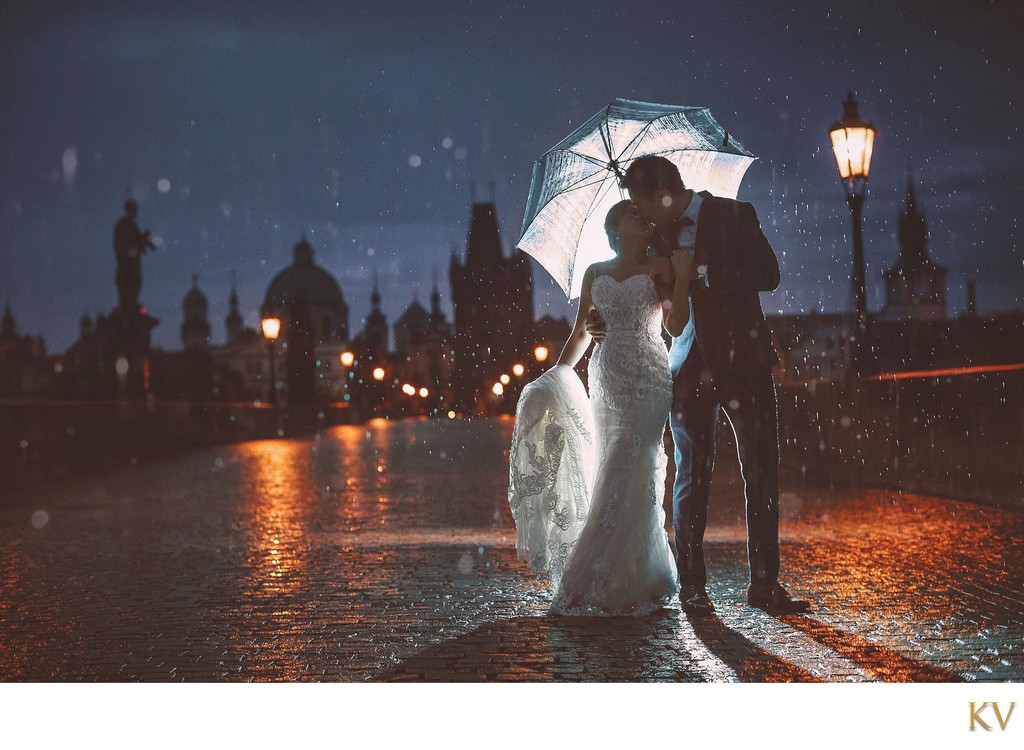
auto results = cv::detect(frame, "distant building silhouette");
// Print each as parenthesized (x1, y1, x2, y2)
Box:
(260, 236, 351, 404)
(880, 172, 947, 321)
(225, 275, 246, 345)
(391, 273, 454, 414)
(181, 274, 211, 351)
(449, 199, 533, 411)
(393, 293, 430, 357)
(0, 301, 50, 397)
(768, 173, 1023, 382)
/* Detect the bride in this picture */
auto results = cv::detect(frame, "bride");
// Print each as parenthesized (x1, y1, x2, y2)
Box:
(509, 200, 696, 615)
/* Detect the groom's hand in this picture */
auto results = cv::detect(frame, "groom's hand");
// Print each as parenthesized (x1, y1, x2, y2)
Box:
(585, 309, 607, 342)
(670, 248, 700, 282)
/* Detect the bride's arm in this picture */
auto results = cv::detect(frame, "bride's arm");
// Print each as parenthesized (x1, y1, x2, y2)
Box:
(662, 253, 693, 337)
(555, 265, 597, 368)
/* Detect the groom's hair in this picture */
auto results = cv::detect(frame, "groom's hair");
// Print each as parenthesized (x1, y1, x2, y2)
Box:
(622, 156, 686, 198)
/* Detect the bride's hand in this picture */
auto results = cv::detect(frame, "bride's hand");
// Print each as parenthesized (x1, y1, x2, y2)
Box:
(585, 309, 607, 342)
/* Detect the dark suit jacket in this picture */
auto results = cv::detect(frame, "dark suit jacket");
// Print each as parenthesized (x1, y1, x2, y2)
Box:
(668, 192, 781, 393)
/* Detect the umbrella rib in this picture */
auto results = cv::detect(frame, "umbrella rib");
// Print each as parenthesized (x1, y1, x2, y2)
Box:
(613, 121, 654, 164)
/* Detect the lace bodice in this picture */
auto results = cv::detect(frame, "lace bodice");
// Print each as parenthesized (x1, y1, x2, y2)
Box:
(589, 274, 672, 418)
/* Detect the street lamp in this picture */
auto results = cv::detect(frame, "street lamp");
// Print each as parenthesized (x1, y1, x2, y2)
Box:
(534, 345, 549, 364)
(512, 363, 525, 377)
(372, 367, 386, 381)
(340, 350, 354, 367)
(829, 91, 878, 378)
(261, 316, 281, 404)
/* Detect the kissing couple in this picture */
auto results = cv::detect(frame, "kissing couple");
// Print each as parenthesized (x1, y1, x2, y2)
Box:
(510, 155, 810, 617)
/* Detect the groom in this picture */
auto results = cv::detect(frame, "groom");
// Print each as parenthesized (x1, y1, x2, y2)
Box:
(591, 155, 810, 615)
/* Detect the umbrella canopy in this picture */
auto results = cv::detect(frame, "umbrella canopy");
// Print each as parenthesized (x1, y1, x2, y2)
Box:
(518, 98, 756, 299)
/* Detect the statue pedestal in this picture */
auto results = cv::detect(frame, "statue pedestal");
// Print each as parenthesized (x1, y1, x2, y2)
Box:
(97, 305, 160, 399)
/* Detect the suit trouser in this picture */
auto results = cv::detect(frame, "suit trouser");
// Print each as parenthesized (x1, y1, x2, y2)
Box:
(669, 351, 781, 588)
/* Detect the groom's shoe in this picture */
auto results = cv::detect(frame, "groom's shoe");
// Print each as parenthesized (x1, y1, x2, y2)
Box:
(680, 584, 714, 616)
(747, 582, 811, 614)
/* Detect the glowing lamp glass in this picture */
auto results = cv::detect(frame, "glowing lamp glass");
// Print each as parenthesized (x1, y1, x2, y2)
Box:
(261, 317, 281, 341)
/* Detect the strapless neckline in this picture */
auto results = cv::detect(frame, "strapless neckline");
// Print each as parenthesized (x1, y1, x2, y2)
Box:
(594, 273, 654, 288)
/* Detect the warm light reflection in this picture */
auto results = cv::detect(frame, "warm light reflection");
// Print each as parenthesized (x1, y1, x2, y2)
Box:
(512, 363, 525, 377)
(238, 440, 311, 603)
(340, 351, 355, 367)
(261, 317, 281, 341)
(372, 367, 385, 381)
(534, 345, 549, 363)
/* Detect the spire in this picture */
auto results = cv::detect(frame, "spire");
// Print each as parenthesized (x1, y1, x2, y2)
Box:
(430, 267, 443, 320)
(465, 200, 504, 269)
(905, 165, 919, 214)
(371, 269, 381, 309)
(226, 269, 243, 344)
(293, 234, 314, 267)
(898, 167, 928, 266)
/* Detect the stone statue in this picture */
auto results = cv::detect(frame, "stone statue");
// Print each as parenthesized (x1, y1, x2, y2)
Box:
(113, 199, 156, 313)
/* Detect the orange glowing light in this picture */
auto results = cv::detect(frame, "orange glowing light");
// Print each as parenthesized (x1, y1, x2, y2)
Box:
(512, 363, 525, 377)
(492, 382, 504, 396)
(340, 351, 355, 367)
(534, 345, 549, 363)
(418, 387, 429, 397)
(261, 317, 281, 341)
(372, 367, 386, 381)
(829, 92, 877, 182)
(402, 383, 416, 396)
(866, 362, 1024, 382)
(500, 374, 510, 385)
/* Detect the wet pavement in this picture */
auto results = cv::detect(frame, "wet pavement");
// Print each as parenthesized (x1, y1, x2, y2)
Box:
(1, 416, 1022, 682)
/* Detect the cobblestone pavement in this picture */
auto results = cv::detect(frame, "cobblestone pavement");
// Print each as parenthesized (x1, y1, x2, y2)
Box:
(1, 417, 1022, 682)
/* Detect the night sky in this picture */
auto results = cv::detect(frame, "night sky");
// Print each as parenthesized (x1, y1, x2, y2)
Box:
(1, 0, 1021, 353)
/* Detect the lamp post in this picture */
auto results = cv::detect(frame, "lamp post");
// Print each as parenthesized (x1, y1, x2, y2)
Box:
(829, 92, 878, 379)
(261, 317, 281, 404)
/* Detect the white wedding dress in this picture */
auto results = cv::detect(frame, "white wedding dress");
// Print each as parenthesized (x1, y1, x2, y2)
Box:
(509, 272, 678, 616)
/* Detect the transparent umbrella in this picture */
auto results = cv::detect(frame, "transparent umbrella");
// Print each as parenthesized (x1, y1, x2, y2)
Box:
(518, 98, 756, 299)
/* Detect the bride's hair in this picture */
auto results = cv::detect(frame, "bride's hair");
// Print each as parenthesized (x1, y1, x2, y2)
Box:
(604, 200, 633, 254)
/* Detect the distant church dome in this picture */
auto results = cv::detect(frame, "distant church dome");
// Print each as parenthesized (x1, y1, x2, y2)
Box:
(263, 236, 346, 309)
